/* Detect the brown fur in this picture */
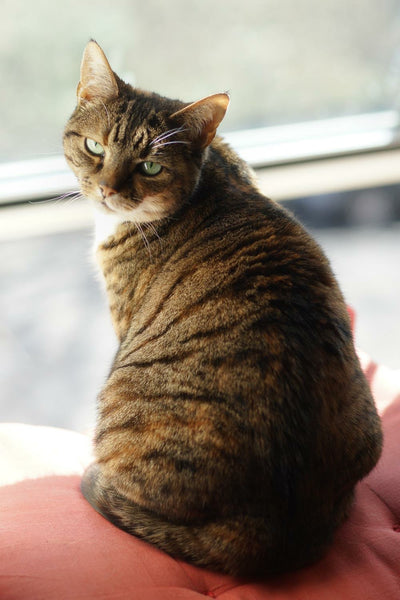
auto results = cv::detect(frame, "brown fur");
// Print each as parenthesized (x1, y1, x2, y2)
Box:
(64, 41, 382, 578)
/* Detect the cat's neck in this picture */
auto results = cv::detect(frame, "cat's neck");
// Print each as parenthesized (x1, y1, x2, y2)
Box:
(202, 138, 259, 192)
(94, 211, 128, 249)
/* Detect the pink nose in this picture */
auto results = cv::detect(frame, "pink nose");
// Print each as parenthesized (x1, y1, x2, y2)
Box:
(99, 184, 118, 198)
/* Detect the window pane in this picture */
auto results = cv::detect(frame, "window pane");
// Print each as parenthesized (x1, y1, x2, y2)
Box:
(1, 0, 400, 162)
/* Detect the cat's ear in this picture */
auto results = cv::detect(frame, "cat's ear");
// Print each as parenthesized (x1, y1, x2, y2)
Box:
(170, 93, 230, 149)
(77, 40, 119, 105)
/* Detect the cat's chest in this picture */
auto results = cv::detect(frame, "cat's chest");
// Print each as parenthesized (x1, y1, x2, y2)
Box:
(92, 210, 126, 290)
(94, 209, 125, 249)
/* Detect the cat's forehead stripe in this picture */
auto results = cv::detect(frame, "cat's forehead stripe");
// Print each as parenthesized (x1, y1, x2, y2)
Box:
(112, 99, 137, 145)
(111, 115, 124, 145)
(110, 106, 163, 153)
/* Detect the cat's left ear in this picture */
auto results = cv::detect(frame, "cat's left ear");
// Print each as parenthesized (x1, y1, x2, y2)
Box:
(170, 93, 230, 149)
(77, 40, 119, 105)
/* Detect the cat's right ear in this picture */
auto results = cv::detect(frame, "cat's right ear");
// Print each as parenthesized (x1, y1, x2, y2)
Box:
(77, 40, 119, 105)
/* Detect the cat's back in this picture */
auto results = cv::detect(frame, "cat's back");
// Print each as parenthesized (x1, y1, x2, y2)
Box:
(92, 140, 382, 577)
(101, 152, 379, 467)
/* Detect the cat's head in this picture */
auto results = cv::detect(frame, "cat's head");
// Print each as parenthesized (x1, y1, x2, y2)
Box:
(64, 41, 229, 223)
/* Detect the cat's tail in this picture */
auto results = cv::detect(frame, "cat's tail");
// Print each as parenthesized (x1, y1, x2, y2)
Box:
(81, 463, 330, 577)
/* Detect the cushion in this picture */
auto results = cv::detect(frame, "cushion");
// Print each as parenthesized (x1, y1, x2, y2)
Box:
(1, 355, 400, 599)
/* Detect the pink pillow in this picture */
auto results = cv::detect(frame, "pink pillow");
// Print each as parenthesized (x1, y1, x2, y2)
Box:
(1, 364, 399, 599)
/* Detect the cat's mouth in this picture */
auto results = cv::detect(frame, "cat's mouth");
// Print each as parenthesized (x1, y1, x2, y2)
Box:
(99, 195, 132, 214)
(96, 193, 165, 223)
(100, 199, 116, 212)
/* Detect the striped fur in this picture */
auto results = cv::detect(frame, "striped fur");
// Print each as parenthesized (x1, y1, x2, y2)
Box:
(63, 42, 382, 577)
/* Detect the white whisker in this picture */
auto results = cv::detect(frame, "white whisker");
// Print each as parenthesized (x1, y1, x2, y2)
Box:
(56, 190, 82, 200)
(150, 128, 181, 145)
(135, 222, 152, 258)
(150, 126, 187, 146)
(152, 140, 191, 150)
(29, 190, 83, 206)
(144, 221, 163, 246)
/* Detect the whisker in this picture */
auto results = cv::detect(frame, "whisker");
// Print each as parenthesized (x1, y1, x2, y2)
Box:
(152, 140, 191, 150)
(63, 192, 85, 207)
(150, 127, 181, 145)
(150, 126, 187, 146)
(135, 222, 152, 258)
(54, 191, 83, 204)
(56, 190, 82, 200)
(29, 190, 83, 206)
(29, 197, 56, 205)
(144, 221, 163, 246)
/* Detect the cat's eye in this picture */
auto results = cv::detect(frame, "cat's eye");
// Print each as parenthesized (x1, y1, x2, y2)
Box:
(139, 161, 163, 176)
(85, 138, 105, 156)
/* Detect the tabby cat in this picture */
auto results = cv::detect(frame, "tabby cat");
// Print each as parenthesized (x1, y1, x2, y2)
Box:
(63, 41, 382, 578)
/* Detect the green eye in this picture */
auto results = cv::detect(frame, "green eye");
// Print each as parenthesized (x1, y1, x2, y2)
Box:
(140, 161, 163, 176)
(85, 138, 105, 156)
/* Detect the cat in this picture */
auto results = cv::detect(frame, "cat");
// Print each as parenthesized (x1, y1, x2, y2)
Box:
(63, 40, 382, 578)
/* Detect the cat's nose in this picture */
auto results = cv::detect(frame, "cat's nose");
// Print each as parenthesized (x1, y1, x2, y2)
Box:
(99, 183, 118, 198)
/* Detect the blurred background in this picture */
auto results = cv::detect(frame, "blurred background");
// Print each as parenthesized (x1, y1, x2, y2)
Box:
(1, 0, 399, 431)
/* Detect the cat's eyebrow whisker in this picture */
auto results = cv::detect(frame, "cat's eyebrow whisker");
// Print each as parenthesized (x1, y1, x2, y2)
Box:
(150, 126, 183, 144)
(150, 126, 187, 146)
(151, 140, 191, 155)
(153, 140, 191, 148)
